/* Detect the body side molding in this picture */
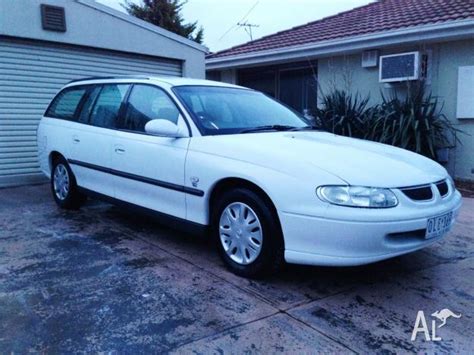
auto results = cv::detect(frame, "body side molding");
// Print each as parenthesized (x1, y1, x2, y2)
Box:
(68, 159, 205, 197)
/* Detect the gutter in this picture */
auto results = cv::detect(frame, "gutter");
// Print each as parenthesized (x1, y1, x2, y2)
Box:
(76, 0, 208, 53)
(206, 19, 474, 70)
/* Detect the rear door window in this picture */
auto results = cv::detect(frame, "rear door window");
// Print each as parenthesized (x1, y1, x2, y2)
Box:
(45, 86, 87, 120)
(77, 86, 102, 124)
(89, 84, 130, 129)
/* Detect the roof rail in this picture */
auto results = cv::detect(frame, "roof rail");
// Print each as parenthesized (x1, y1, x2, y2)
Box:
(67, 75, 152, 84)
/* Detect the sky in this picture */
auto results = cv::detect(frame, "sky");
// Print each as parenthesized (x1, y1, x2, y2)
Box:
(96, 0, 373, 52)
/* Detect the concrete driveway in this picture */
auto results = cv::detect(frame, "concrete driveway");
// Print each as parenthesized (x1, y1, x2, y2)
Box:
(0, 184, 473, 353)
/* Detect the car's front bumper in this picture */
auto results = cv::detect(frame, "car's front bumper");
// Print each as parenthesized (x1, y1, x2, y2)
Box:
(280, 190, 463, 266)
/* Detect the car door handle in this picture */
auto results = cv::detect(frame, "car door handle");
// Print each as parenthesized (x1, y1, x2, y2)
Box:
(72, 135, 80, 144)
(115, 148, 125, 154)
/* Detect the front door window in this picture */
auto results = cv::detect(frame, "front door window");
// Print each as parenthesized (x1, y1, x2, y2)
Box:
(119, 85, 180, 133)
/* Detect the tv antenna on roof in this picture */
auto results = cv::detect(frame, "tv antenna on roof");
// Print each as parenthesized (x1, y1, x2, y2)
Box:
(219, 1, 260, 41)
(237, 22, 260, 40)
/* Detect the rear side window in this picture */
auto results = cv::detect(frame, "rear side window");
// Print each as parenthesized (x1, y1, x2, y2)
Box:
(120, 85, 180, 132)
(45, 87, 87, 120)
(89, 84, 130, 129)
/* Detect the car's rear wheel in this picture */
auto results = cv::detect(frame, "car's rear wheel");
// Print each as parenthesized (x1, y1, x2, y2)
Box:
(51, 156, 85, 210)
(213, 188, 284, 278)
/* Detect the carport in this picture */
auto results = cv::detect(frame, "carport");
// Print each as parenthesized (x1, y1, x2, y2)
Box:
(0, 0, 206, 188)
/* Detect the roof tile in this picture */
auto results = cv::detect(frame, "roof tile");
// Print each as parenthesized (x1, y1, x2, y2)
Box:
(208, 0, 474, 59)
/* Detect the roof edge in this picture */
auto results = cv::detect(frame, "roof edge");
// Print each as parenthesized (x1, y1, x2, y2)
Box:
(76, 0, 208, 53)
(206, 19, 474, 69)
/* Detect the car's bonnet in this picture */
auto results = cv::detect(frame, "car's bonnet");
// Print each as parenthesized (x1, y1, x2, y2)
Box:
(192, 131, 447, 188)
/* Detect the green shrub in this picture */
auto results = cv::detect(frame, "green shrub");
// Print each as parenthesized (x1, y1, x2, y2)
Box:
(368, 84, 461, 159)
(315, 89, 372, 139)
(316, 84, 463, 161)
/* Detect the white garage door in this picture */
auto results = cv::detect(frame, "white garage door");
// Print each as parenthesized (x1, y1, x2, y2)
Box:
(0, 38, 183, 187)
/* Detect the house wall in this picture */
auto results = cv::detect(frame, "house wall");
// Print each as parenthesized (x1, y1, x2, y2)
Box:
(318, 39, 474, 182)
(434, 40, 474, 183)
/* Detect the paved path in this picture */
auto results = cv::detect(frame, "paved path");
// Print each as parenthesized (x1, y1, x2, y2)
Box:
(0, 184, 472, 353)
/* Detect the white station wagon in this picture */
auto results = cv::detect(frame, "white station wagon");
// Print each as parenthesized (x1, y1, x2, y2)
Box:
(38, 76, 462, 277)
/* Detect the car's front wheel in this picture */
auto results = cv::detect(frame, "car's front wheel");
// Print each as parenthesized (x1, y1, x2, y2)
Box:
(213, 188, 284, 278)
(51, 156, 85, 209)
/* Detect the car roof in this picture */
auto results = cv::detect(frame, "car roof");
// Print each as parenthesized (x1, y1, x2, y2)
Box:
(64, 75, 246, 90)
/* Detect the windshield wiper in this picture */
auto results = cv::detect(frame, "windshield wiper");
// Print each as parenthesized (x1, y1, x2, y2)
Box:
(289, 125, 325, 131)
(240, 125, 300, 133)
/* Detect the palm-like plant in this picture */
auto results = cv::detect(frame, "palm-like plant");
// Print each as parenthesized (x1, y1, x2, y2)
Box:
(315, 90, 372, 139)
(366, 83, 461, 160)
(316, 84, 464, 161)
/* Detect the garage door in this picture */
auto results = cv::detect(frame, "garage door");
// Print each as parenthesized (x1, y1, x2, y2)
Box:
(0, 38, 183, 187)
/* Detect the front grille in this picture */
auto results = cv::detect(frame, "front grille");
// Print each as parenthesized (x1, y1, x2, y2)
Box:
(401, 186, 433, 201)
(436, 180, 449, 197)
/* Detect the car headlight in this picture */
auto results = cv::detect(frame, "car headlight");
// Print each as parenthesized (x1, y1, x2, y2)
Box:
(316, 185, 398, 208)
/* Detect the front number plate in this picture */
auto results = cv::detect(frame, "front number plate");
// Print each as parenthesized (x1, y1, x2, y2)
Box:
(426, 211, 453, 239)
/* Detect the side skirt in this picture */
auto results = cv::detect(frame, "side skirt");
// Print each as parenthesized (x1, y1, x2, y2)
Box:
(77, 187, 209, 236)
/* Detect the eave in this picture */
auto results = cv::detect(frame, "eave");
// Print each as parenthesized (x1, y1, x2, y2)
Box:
(206, 19, 474, 70)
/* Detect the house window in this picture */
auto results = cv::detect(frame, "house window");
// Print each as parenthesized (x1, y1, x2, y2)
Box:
(206, 71, 222, 81)
(279, 68, 317, 115)
(239, 69, 277, 98)
(238, 62, 317, 115)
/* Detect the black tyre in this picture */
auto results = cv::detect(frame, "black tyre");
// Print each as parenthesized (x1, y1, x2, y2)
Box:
(51, 156, 85, 210)
(213, 188, 284, 278)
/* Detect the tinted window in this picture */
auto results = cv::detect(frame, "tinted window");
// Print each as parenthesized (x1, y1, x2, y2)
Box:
(77, 86, 101, 124)
(239, 69, 276, 97)
(46, 87, 87, 120)
(89, 84, 129, 129)
(120, 85, 180, 132)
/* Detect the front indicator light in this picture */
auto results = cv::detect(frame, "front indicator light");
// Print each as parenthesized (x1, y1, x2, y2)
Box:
(317, 185, 398, 208)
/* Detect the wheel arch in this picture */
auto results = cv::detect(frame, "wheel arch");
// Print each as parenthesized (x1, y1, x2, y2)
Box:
(208, 177, 282, 231)
(49, 151, 65, 172)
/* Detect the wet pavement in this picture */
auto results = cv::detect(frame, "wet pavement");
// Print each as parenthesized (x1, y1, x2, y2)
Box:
(0, 184, 473, 353)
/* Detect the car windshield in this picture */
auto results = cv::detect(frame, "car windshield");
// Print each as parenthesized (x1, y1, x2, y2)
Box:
(173, 86, 309, 135)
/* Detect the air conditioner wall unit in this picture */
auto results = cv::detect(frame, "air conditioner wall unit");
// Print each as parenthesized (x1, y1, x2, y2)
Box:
(379, 51, 420, 83)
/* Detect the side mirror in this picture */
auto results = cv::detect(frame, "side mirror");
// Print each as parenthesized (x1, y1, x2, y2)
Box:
(145, 119, 188, 138)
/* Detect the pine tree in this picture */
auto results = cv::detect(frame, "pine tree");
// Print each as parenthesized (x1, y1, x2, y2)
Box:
(123, 0, 204, 44)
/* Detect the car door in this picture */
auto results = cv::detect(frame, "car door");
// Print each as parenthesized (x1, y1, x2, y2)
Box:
(112, 84, 190, 219)
(43, 85, 89, 167)
(68, 83, 130, 197)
